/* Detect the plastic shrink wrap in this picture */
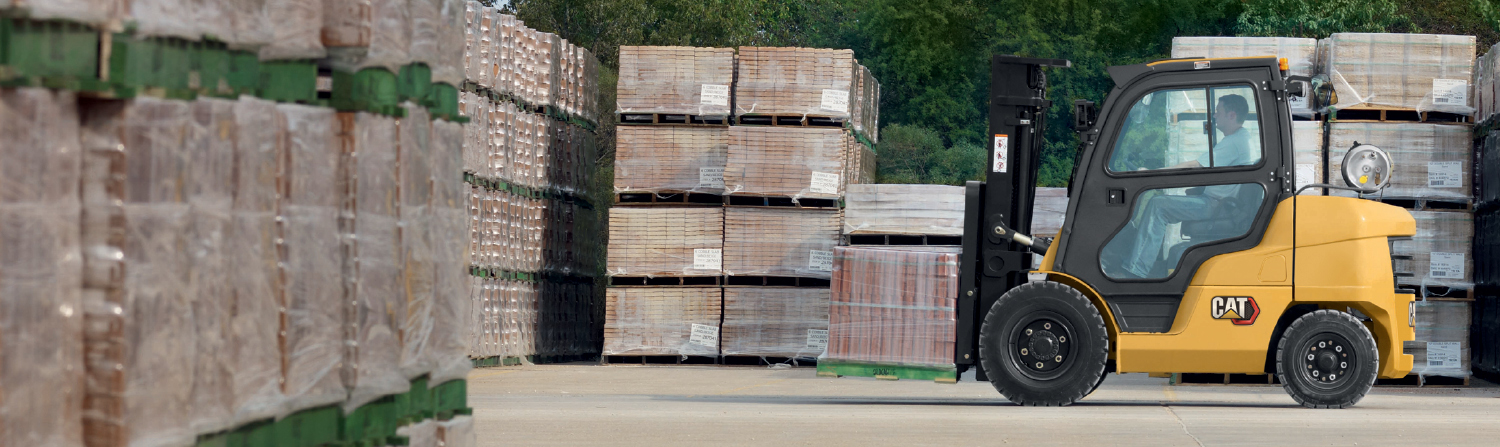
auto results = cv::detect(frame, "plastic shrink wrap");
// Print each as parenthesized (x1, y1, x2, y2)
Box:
(606, 208, 724, 277)
(396, 420, 438, 447)
(126, 0, 226, 40)
(604, 288, 721, 357)
(721, 288, 830, 358)
(1392, 211, 1474, 289)
(1324, 33, 1475, 115)
(1406, 300, 1471, 378)
(1, 0, 113, 23)
(724, 127, 846, 200)
(323, 0, 412, 72)
(1291, 121, 1324, 194)
(341, 112, 410, 411)
(399, 105, 437, 380)
(1031, 187, 1068, 237)
(79, 97, 196, 447)
(842, 134, 876, 186)
(1327, 123, 1472, 199)
(825, 246, 959, 368)
(0, 88, 84, 447)
(614, 126, 728, 194)
(724, 208, 841, 279)
(843, 184, 963, 236)
(616, 46, 735, 116)
(735, 47, 855, 119)
(186, 98, 236, 435)
(438, 416, 476, 447)
(433, 0, 467, 86)
(409, 0, 442, 71)
(224, 97, 287, 423)
(277, 103, 348, 412)
(260, 0, 325, 60)
(1171, 37, 1318, 115)
(430, 119, 472, 383)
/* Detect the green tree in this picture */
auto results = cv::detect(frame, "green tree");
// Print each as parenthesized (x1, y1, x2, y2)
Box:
(1236, 0, 1413, 37)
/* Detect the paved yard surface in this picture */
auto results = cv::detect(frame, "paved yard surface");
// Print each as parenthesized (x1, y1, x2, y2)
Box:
(468, 363, 1500, 446)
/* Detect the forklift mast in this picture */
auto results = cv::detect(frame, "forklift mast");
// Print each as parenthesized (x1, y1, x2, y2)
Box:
(956, 55, 1071, 377)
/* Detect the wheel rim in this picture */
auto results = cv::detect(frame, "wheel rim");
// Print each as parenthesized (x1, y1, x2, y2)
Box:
(1007, 310, 1076, 381)
(1296, 332, 1355, 389)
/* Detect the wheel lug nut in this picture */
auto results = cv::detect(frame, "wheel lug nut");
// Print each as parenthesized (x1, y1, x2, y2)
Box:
(1044, 323, 1052, 330)
(1335, 346, 1342, 352)
(1026, 329, 1033, 335)
(1307, 354, 1314, 361)
(1059, 336, 1066, 343)
(1340, 362, 1346, 368)
(1036, 362, 1044, 369)
(1319, 341, 1326, 348)
(1055, 355, 1063, 362)
(1021, 348, 1029, 355)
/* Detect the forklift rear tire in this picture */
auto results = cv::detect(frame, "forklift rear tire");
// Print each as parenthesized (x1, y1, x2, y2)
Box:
(978, 281, 1109, 406)
(1275, 310, 1379, 409)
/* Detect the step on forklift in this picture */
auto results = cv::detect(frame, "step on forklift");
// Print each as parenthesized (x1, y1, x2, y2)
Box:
(960, 55, 1416, 408)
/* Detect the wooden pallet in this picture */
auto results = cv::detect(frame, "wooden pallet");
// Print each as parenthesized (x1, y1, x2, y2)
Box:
(815, 359, 959, 383)
(1358, 196, 1475, 212)
(723, 276, 832, 287)
(720, 355, 819, 366)
(1330, 107, 1472, 124)
(723, 194, 839, 208)
(1399, 287, 1476, 300)
(734, 114, 847, 127)
(845, 233, 963, 246)
(614, 191, 725, 206)
(600, 355, 721, 365)
(609, 276, 723, 287)
(617, 113, 730, 126)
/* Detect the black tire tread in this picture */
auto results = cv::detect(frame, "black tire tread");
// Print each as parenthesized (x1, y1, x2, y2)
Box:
(1275, 309, 1379, 409)
(978, 281, 1110, 407)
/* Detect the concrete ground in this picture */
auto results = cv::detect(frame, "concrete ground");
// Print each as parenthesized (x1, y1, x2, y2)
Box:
(469, 363, 1500, 446)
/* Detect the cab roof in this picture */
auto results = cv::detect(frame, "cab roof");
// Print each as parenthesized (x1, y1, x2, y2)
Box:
(1107, 56, 1281, 88)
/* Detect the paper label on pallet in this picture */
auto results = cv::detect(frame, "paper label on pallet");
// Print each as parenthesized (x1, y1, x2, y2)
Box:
(698, 167, 725, 189)
(1432, 79, 1468, 106)
(1288, 95, 1309, 111)
(689, 323, 719, 348)
(1427, 341, 1462, 368)
(821, 89, 850, 113)
(809, 250, 834, 272)
(805, 329, 829, 351)
(692, 249, 722, 271)
(700, 84, 730, 106)
(1429, 252, 1465, 279)
(810, 172, 841, 194)
(993, 134, 1009, 173)
(1295, 163, 1315, 187)
(1428, 161, 1463, 188)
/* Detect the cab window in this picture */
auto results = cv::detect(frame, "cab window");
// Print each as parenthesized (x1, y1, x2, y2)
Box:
(1107, 85, 1263, 173)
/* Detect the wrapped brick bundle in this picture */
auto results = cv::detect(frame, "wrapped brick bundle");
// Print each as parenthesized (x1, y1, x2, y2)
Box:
(80, 97, 197, 447)
(439, 416, 477, 447)
(849, 64, 882, 141)
(725, 127, 846, 200)
(826, 246, 960, 367)
(721, 288, 831, 358)
(323, 0, 412, 72)
(614, 126, 728, 194)
(469, 277, 498, 359)
(397, 420, 438, 447)
(1, 88, 83, 447)
(277, 103, 347, 412)
(842, 134, 876, 186)
(186, 99, 237, 435)
(466, 4, 494, 88)
(1393, 211, 1474, 289)
(460, 92, 486, 174)
(536, 33, 558, 108)
(1327, 123, 1472, 199)
(1405, 300, 1471, 379)
(409, 0, 443, 73)
(0, 0, 113, 23)
(616, 46, 736, 117)
(503, 280, 538, 357)
(341, 112, 410, 410)
(1291, 121, 1324, 194)
(222, 0, 273, 50)
(1475, 45, 1499, 122)
(606, 207, 725, 277)
(493, 12, 516, 94)
(1171, 37, 1319, 115)
(434, 0, 467, 86)
(1325, 33, 1476, 115)
(261, 0, 326, 60)
(603, 288, 722, 356)
(843, 184, 964, 236)
(735, 47, 856, 120)
(1031, 187, 1068, 238)
(430, 119, 473, 383)
(1483, 133, 1500, 207)
(225, 98, 286, 422)
(724, 208, 841, 278)
(127, 0, 227, 40)
(399, 105, 438, 380)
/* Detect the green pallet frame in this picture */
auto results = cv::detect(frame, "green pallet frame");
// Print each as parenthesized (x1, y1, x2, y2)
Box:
(815, 360, 959, 383)
(428, 82, 465, 122)
(108, 32, 198, 99)
(397, 63, 433, 105)
(330, 67, 404, 117)
(395, 376, 435, 425)
(342, 396, 401, 447)
(0, 17, 112, 91)
(195, 405, 339, 447)
(432, 379, 472, 420)
(258, 60, 318, 104)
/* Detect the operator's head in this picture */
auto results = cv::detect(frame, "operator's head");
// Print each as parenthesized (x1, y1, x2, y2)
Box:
(1214, 94, 1249, 134)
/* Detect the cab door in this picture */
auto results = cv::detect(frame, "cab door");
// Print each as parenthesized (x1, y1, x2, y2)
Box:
(1053, 63, 1290, 333)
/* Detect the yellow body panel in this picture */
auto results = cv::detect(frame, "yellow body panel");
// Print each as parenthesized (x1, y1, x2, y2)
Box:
(1035, 196, 1417, 378)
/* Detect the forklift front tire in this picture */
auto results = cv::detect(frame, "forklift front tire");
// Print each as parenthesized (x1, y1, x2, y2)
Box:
(978, 281, 1110, 406)
(1275, 309, 1379, 409)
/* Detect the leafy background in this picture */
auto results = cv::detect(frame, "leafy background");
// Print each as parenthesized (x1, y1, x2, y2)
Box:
(507, 0, 1500, 187)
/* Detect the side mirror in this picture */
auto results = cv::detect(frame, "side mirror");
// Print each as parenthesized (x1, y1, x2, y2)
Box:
(1341, 142, 1393, 193)
(1073, 99, 1096, 132)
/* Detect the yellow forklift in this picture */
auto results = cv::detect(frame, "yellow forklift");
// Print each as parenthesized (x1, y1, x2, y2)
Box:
(959, 56, 1415, 408)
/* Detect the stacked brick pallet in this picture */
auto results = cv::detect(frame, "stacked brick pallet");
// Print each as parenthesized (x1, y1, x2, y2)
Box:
(1171, 34, 1479, 385)
(605, 46, 879, 363)
(0, 3, 477, 447)
(460, 3, 604, 367)
(1472, 41, 1500, 382)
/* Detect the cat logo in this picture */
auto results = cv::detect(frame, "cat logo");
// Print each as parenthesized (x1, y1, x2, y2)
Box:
(1210, 296, 1260, 325)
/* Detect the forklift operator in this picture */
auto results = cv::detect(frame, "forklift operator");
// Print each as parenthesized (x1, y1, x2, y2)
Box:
(1116, 94, 1255, 278)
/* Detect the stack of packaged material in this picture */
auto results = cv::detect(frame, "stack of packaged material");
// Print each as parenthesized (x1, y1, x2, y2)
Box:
(459, 4, 603, 366)
(606, 208, 726, 278)
(1392, 212, 1474, 291)
(734, 47, 856, 121)
(822, 246, 960, 370)
(1323, 33, 1476, 115)
(1291, 121, 1324, 194)
(616, 46, 736, 119)
(724, 208, 842, 278)
(1171, 37, 1319, 116)
(721, 288, 831, 358)
(1326, 123, 1472, 200)
(1407, 300, 1472, 380)
(843, 184, 964, 236)
(603, 288, 724, 357)
(724, 127, 847, 200)
(1031, 187, 1069, 238)
(613, 126, 729, 195)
